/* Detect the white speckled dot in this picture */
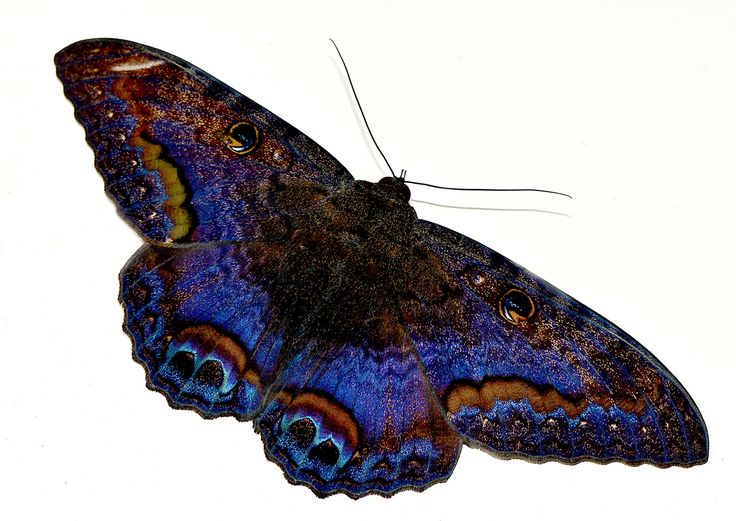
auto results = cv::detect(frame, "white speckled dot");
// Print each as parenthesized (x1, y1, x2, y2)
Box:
(471, 272, 486, 286)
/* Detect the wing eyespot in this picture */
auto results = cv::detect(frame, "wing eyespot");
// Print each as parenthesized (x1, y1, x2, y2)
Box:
(309, 439, 340, 466)
(167, 351, 195, 380)
(193, 359, 225, 388)
(222, 121, 260, 155)
(499, 288, 536, 325)
(287, 417, 317, 448)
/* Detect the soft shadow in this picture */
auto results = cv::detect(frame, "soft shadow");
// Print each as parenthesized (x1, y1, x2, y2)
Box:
(412, 199, 572, 219)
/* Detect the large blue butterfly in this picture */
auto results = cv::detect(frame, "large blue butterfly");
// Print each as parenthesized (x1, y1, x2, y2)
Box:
(55, 39, 708, 498)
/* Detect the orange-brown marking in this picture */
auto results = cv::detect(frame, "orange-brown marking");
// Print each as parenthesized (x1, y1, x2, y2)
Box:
(446, 379, 585, 417)
(175, 325, 248, 374)
(445, 377, 647, 418)
(290, 392, 359, 451)
(445, 378, 646, 417)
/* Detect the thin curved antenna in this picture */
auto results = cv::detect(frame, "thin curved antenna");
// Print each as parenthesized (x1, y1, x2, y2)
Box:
(329, 39, 397, 178)
(330, 41, 571, 199)
(404, 179, 572, 199)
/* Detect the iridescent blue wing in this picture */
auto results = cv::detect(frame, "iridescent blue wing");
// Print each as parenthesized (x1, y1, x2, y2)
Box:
(120, 242, 285, 418)
(255, 333, 461, 498)
(55, 39, 352, 244)
(121, 240, 461, 497)
(410, 220, 708, 467)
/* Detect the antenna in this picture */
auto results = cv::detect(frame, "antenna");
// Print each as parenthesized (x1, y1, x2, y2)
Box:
(329, 39, 397, 179)
(404, 178, 572, 199)
(329, 40, 572, 199)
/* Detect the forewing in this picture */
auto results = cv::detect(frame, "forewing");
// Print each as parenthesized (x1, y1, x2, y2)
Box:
(411, 220, 708, 467)
(55, 39, 352, 243)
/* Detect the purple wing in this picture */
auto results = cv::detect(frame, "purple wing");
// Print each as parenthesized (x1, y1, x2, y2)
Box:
(121, 240, 461, 497)
(55, 39, 352, 244)
(410, 220, 708, 467)
(120, 243, 284, 418)
(255, 333, 461, 498)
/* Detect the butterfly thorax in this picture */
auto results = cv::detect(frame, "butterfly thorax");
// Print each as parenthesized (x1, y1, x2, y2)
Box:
(246, 176, 450, 349)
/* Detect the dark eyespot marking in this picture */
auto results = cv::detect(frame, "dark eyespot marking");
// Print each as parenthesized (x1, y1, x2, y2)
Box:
(222, 121, 259, 155)
(287, 418, 317, 448)
(499, 288, 536, 325)
(193, 359, 225, 387)
(372, 458, 393, 473)
(401, 456, 427, 479)
(167, 351, 195, 379)
(308, 439, 340, 466)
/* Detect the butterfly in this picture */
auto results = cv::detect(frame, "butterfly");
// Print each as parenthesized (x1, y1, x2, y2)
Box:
(55, 39, 708, 498)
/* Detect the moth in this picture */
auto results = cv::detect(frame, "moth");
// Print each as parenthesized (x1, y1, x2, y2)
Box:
(55, 39, 708, 498)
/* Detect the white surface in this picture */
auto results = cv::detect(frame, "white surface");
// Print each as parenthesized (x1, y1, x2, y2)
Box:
(1, 1, 734, 519)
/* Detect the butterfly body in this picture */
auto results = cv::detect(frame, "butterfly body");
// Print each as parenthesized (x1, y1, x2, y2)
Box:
(245, 176, 422, 347)
(56, 39, 707, 498)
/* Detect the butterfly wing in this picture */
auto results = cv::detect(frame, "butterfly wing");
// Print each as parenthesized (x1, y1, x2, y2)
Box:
(255, 333, 461, 498)
(55, 39, 352, 244)
(120, 242, 287, 419)
(58, 38, 459, 496)
(121, 239, 461, 497)
(410, 220, 708, 467)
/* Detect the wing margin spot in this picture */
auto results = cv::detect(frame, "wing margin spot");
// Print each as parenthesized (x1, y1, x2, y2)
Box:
(111, 58, 165, 72)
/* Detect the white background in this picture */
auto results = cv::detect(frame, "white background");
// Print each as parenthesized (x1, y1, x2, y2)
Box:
(2, 1, 735, 519)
